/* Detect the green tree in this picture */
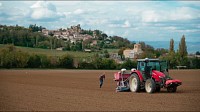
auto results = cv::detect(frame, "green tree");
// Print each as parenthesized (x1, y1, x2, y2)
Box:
(118, 47, 126, 59)
(104, 50, 109, 58)
(178, 35, 188, 66)
(179, 35, 187, 58)
(120, 59, 137, 70)
(167, 39, 177, 68)
(93, 57, 104, 69)
(101, 33, 108, 40)
(59, 55, 74, 68)
(196, 51, 200, 55)
(29, 24, 44, 32)
(169, 38, 175, 53)
(78, 61, 95, 69)
(27, 54, 42, 68)
(63, 42, 71, 51)
(15, 51, 29, 68)
(49, 56, 59, 68)
(37, 40, 50, 49)
(139, 42, 146, 51)
(103, 59, 117, 69)
(168, 52, 179, 69)
(0, 45, 16, 68)
(40, 55, 50, 68)
(75, 41, 83, 51)
(192, 57, 200, 69)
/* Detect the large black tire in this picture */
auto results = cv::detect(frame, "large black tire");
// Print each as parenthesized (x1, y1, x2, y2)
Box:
(167, 86, 177, 92)
(145, 79, 156, 93)
(129, 73, 140, 92)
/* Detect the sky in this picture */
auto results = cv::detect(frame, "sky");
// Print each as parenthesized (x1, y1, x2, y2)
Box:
(0, 1, 200, 42)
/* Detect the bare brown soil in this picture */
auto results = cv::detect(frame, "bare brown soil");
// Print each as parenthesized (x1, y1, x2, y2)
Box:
(0, 69, 200, 111)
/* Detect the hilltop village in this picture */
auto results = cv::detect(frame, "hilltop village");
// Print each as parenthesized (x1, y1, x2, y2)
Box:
(41, 24, 117, 50)
(42, 24, 95, 44)
(42, 24, 143, 59)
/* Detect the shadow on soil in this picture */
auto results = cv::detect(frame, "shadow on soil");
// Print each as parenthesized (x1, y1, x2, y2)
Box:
(117, 89, 185, 94)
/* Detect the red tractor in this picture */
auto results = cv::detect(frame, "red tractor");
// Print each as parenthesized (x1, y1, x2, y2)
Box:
(114, 58, 182, 93)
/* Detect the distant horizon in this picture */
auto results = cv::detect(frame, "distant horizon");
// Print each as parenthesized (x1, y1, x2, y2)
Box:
(134, 41, 200, 54)
(134, 40, 200, 43)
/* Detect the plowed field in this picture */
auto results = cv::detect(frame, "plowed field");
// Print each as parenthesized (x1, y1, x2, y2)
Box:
(0, 70, 199, 111)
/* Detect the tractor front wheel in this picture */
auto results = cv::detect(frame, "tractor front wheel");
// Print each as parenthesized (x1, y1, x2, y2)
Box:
(145, 79, 156, 93)
(129, 73, 140, 92)
(167, 86, 177, 92)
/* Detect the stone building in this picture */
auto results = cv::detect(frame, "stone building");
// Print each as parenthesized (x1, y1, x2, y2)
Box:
(123, 44, 143, 59)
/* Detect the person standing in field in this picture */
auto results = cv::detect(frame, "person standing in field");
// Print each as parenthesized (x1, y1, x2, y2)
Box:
(99, 73, 105, 88)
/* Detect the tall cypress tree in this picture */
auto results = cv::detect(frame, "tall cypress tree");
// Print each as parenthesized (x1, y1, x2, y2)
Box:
(179, 35, 187, 58)
(169, 38, 175, 53)
(177, 35, 188, 66)
(168, 38, 177, 68)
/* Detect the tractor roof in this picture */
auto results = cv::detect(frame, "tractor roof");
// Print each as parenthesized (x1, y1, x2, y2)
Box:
(137, 58, 160, 62)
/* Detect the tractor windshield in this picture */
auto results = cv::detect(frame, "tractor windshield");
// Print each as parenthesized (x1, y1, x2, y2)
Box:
(147, 61, 160, 71)
(160, 61, 168, 72)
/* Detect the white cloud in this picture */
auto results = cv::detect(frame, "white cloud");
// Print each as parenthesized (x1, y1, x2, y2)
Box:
(122, 20, 131, 28)
(169, 7, 200, 21)
(164, 26, 177, 30)
(68, 20, 86, 27)
(126, 8, 142, 15)
(108, 20, 132, 28)
(73, 9, 85, 15)
(122, 31, 129, 37)
(72, 8, 99, 16)
(141, 10, 160, 22)
(108, 24, 119, 28)
(141, 7, 200, 22)
(104, 30, 115, 35)
(87, 19, 108, 26)
(63, 12, 72, 16)
(30, 1, 64, 20)
(52, 1, 82, 6)
(175, 29, 200, 33)
(127, 5, 200, 23)
(0, 2, 2, 7)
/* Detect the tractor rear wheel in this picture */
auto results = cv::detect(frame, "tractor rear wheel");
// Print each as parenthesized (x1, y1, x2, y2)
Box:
(129, 73, 140, 92)
(167, 86, 177, 92)
(145, 79, 156, 93)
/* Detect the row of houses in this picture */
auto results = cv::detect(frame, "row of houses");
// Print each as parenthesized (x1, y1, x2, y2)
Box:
(42, 24, 94, 43)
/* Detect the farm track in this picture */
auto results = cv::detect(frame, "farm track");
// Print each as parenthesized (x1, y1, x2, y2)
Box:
(0, 69, 200, 111)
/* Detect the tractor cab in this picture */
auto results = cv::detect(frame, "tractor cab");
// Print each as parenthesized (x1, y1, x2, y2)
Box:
(137, 58, 170, 80)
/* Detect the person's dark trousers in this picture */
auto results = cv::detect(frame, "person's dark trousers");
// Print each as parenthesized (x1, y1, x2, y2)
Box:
(100, 79, 103, 88)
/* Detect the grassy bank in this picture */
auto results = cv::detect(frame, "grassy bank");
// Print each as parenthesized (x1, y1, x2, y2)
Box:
(0, 44, 95, 58)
